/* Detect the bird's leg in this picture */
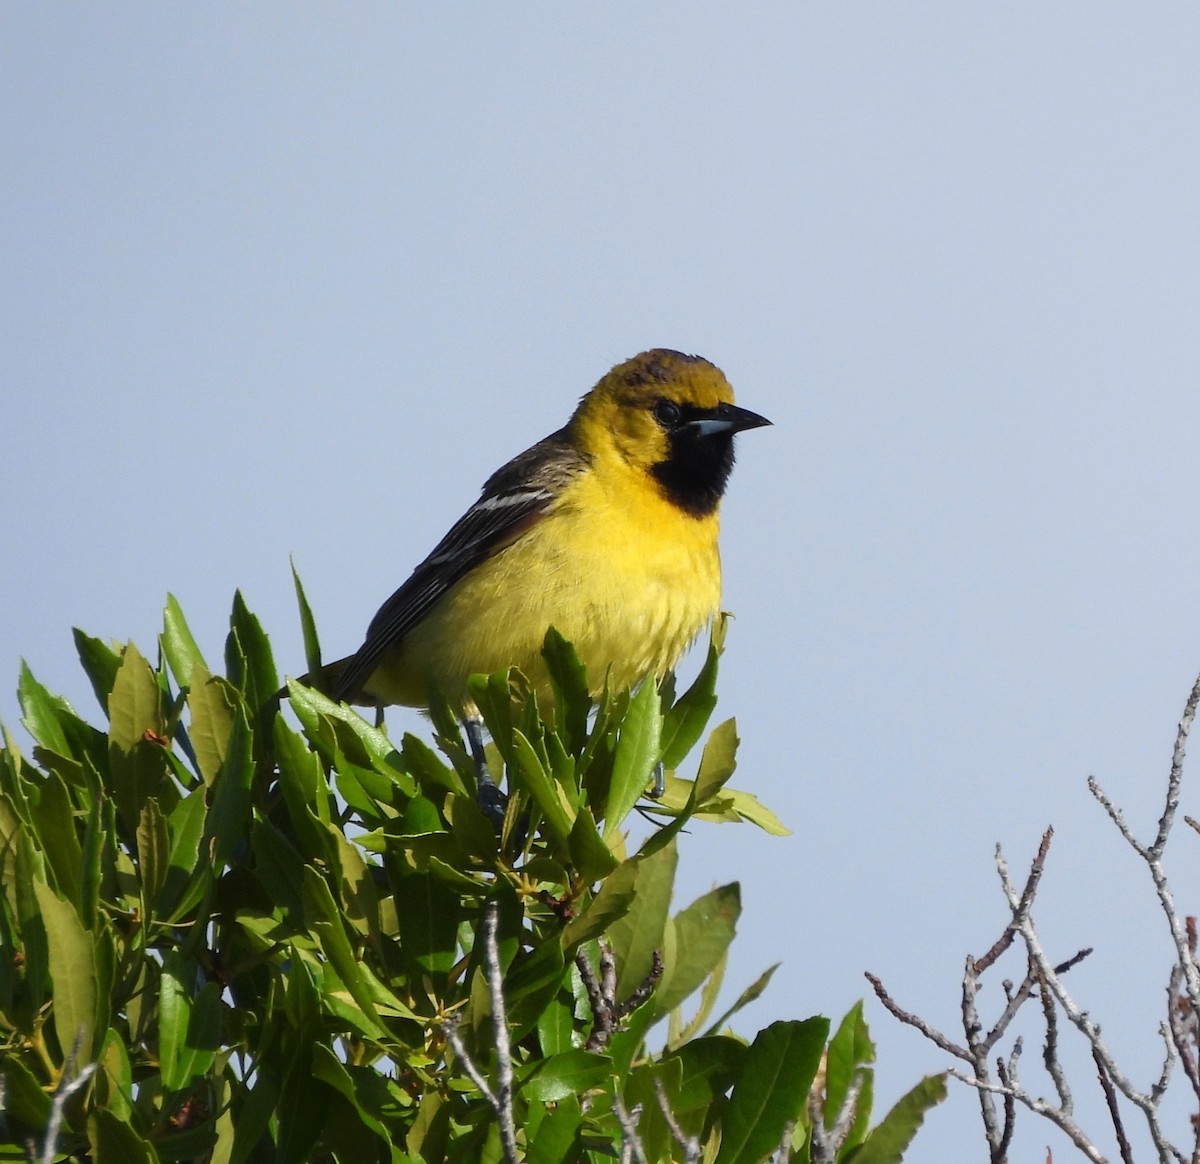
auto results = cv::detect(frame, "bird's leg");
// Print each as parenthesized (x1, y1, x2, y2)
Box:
(649, 761, 665, 800)
(465, 713, 507, 829)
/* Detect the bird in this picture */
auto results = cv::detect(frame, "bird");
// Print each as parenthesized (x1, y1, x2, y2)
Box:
(323, 348, 770, 799)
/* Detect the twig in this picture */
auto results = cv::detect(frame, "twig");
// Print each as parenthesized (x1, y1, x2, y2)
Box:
(948, 1069, 1107, 1164)
(771, 1121, 796, 1163)
(482, 900, 518, 1163)
(577, 943, 663, 1052)
(1037, 965, 1072, 1113)
(1092, 1045, 1134, 1164)
(612, 1094, 649, 1164)
(810, 1071, 865, 1164)
(653, 1077, 701, 1164)
(962, 952, 1004, 1154)
(441, 900, 519, 1164)
(864, 972, 969, 1059)
(38, 1045, 97, 1164)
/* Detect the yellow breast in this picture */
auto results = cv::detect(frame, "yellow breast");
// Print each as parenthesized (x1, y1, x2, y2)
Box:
(365, 465, 722, 711)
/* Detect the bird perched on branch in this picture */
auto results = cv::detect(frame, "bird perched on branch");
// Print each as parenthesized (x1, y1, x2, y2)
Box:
(325, 349, 770, 719)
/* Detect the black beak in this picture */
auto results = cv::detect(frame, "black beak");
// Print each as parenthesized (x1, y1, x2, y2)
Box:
(689, 402, 773, 438)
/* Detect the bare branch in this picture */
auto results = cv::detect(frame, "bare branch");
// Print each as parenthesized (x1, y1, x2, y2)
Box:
(37, 1048, 97, 1164)
(948, 1069, 1108, 1164)
(1092, 1045, 1134, 1164)
(442, 900, 518, 1164)
(1037, 967, 1072, 1113)
(864, 972, 969, 1059)
(654, 1077, 701, 1164)
(578, 942, 663, 1052)
(612, 1094, 649, 1164)
(482, 899, 519, 1163)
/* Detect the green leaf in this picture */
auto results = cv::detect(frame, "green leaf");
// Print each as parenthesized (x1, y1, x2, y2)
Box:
(560, 854, 641, 950)
(528, 1093, 583, 1164)
(720, 787, 791, 835)
(511, 728, 575, 846)
(671, 946, 727, 1046)
(657, 882, 740, 1016)
(824, 1001, 875, 1132)
(73, 629, 123, 712)
(136, 798, 170, 912)
(95, 1029, 134, 1121)
(30, 771, 81, 906)
(160, 785, 209, 922)
(159, 951, 220, 1091)
(292, 559, 323, 680)
(663, 1035, 746, 1112)
(18, 661, 72, 756)
(201, 703, 253, 870)
(33, 880, 99, 1061)
(468, 668, 518, 770)
(714, 1018, 830, 1164)
(87, 1108, 161, 1164)
(310, 1044, 403, 1156)
(705, 963, 781, 1036)
(394, 871, 461, 980)
(604, 679, 662, 837)
(660, 630, 723, 769)
(0, 1053, 51, 1131)
(161, 593, 207, 690)
(542, 627, 590, 754)
(186, 666, 236, 786)
(227, 589, 279, 710)
(106, 638, 164, 748)
(606, 840, 677, 1000)
(521, 1050, 613, 1102)
(694, 718, 739, 803)
(568, 804, 619, 882)
(537, 993, 575, 1058)
(849, 1074, 947, 1164)
(301, 866, 388, 1039)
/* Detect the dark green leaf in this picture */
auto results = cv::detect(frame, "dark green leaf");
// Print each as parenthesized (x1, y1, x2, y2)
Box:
(660, 631, 723, 769)
(201, 704, 253, 871)
(714, 1018, 830, 1164)
(542, 628, 590, 754)
(18, 661, 72, 756)
(824, 1001, 875, 1132)
(849, 1074, 947, 1164)
(228, 589, 279, 712)
(568, 804, 619, 882)
(73, 629, 122, 713)
(291, 559, 323, 680)
(1, 1053, 51, 1130)
(521, 1050, 612, 1102)
(87, 1108, 160, 1164)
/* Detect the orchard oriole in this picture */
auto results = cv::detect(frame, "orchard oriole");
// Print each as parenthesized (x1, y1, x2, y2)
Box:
(326, 349, 770, 726)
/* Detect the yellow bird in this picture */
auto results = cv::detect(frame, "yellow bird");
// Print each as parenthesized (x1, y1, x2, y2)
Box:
(328, 349, 770, 727)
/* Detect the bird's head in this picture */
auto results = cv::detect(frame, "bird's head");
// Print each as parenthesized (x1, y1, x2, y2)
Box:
(570, 349, 771, 517)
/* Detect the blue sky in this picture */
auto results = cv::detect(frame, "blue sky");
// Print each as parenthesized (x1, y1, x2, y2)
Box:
(4, 6, 1200, 1159)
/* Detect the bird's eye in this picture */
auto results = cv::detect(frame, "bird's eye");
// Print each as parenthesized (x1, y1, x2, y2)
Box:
(653, 399, 681, 427)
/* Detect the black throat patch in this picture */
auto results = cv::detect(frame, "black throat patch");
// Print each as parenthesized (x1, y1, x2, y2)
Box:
(649, 423, 736, 518)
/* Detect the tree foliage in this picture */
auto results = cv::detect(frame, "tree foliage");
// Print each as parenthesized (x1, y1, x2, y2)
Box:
(0, 583, 943, 1162)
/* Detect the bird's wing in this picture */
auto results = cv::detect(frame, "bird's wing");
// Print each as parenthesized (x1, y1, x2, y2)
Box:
(332, 431, 586, 701)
